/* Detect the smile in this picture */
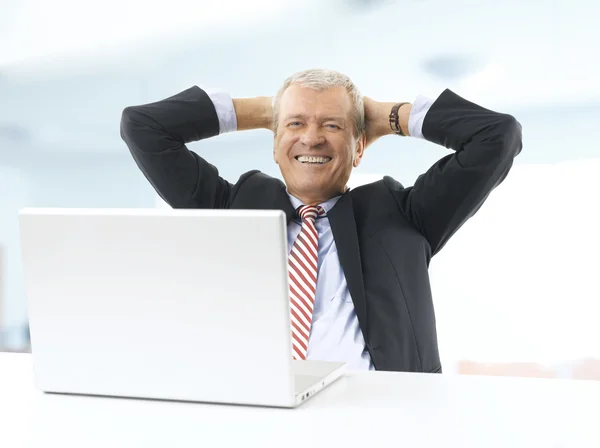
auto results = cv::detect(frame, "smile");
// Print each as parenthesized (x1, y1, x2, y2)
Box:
(295, 156, 332, 165)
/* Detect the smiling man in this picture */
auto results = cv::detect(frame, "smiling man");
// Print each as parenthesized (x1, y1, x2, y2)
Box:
(120, 68, 522, 373)
(272, 82, 365, 206)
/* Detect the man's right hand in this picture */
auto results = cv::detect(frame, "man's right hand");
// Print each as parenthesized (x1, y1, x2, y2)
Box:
(232, 97, 273, 132)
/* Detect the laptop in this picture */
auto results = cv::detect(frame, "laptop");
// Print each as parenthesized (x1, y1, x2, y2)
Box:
(18, 207, 345, 408)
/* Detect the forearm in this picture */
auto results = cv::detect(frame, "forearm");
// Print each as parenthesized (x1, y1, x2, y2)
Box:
(232, 97, 273, 131)
(121, 86, 231, 209)
(121, 86, 220, 151)
(422, 90, 522, 158)
(364, 99, 412, 147)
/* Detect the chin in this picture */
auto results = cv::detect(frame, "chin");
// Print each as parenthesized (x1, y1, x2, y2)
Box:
(298, 182, 342, 201)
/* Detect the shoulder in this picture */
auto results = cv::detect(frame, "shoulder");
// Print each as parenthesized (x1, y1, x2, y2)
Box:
(348, 176, 413, 227)
(349, 176, 408, 201)
(229, 170, 286, 205)
(233, 170, 284, 190)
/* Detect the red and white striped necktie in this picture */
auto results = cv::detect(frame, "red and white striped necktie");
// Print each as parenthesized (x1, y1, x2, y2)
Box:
(288, 205, 325, 360)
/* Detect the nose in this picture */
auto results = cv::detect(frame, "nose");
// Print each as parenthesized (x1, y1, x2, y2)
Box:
(300, 124, 325, 147)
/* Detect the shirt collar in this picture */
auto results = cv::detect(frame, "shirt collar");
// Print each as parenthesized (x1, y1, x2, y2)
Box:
(286, 192, 341, 216)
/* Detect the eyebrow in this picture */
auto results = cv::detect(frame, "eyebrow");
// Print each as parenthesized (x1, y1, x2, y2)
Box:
(283, 114, 347, 123)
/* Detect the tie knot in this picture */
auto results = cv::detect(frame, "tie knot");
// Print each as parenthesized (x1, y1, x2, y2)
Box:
(297, 205, 325, 221)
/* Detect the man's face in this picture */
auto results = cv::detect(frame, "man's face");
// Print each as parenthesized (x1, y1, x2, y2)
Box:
(273, 85, 365, 204)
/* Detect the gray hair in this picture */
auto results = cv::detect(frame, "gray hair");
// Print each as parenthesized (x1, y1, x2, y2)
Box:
(273, 68, 365, 138)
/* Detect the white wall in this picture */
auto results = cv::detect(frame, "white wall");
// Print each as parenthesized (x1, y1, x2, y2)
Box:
(432, 158, 600, 370)
(0, 154, 154, 349)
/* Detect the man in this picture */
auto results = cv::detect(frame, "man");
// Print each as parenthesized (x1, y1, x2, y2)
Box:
(120, 69, 522, 373)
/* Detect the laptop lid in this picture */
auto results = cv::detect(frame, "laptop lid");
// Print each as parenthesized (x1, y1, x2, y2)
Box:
(18, 207, 296, 407)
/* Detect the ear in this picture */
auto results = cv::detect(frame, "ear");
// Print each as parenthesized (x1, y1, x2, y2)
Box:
(352, 133, 367, 168)
(273, 135, 279, 164)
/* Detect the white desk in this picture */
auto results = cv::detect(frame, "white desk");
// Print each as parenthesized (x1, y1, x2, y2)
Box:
(1, 353, 599, 447)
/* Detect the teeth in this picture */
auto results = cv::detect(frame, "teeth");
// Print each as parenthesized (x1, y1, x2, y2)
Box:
(296, 156, 331, 164)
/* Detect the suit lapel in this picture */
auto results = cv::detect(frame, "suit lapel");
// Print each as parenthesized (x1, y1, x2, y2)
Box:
(240, 178, 295, 221)
(270, 183, 368, 336)
(327, 192, 368, 336)
(276, 185, 297, 223)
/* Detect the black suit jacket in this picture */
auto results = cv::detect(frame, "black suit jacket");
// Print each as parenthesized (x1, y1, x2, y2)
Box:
(120, 86, 522, 373)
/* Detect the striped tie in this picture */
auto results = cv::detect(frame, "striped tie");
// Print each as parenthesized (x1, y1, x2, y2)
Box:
(288, 205, 325, 360)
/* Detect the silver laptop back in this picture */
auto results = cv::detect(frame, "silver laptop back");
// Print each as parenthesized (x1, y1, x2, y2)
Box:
(18, 208, 297, 407)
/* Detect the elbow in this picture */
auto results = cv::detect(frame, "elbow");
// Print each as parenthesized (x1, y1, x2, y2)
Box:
(119, 106, 143, 144)
(498, 114, 523, 158)
(468, 114, 523, 171)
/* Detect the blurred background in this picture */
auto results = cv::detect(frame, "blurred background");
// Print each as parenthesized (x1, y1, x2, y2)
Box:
(1, 0, 599, 379)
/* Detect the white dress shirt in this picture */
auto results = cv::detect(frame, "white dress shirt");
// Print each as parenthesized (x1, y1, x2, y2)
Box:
(208, 90, 435, 370)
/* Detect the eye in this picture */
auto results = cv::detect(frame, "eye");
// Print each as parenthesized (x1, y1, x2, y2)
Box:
(325, 124, 341, 130)
(287, 121, 302, 127)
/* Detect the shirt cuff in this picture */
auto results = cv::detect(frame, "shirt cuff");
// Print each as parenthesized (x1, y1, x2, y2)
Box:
(207, 92, 237, 134)
(208, 90, 434, 138)
(408, 94, 435, 140)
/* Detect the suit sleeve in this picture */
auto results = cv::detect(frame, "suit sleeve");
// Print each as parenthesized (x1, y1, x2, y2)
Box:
(388, 89, 523, 255)
(120, 86, 232, 209)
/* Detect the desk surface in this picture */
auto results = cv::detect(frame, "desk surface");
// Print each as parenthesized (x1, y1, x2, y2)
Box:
(1, 353, 599, 447)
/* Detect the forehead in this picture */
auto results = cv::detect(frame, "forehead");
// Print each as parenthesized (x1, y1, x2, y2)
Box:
(279, 85, 352, 117)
